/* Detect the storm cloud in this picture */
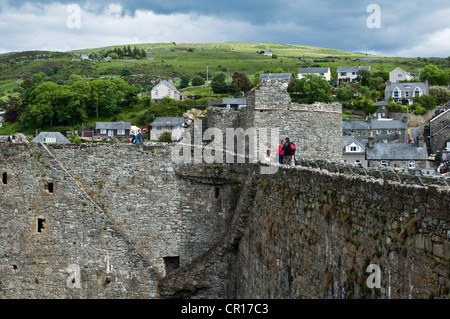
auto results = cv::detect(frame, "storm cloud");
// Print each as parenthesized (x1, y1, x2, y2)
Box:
(0, 0, 448, 57)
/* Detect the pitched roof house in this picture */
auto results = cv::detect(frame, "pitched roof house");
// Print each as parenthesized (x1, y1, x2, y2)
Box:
(221, 98, 247, 110)
(337, 66, 370, 84)
(151, 80, 184, 103)
(298, 67, 331, 81)
(95, 122, 131, 140)
(385, 82, 429, 105)
(149, 117, 185, 141)
(389, 67, 414, 83)
(342, 136, 367, 166)
(343, 119, 407, 142)
(32, 132, 70, 144)
(366, 137, 428, 170)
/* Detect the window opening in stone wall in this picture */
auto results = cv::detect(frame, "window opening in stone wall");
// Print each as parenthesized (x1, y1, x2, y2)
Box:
(2, 172, 7, 185)
(37, 218, 46, 233)
(46, 181, 54, 193)
(215, 187, 221, 198)
(163, 256, 180, 275)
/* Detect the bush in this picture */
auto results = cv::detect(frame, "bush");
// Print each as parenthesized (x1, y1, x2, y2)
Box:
(412, 106, 427, 115)
(158, 131, 173, 143)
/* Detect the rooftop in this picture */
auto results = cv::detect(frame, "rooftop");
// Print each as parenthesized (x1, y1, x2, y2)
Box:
(366, 143, 428, 161)
(150, 117, 185, 127)
(259, 73, 292, 81)
(298, 67, 330, 74)
(32, 132, 70, 144)
(337, 66, 370, 72)
(343, 119, 407, 130)
(96, 122, 131, 130)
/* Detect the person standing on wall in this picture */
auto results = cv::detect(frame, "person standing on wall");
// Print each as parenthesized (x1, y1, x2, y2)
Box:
(282, 138, 296, 166)
(137, 129, 145, 144)
(277, 140, 284, 164)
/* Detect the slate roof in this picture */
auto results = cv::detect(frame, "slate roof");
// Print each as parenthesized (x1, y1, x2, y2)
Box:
(222, 98, 247, 105)
(298, 67, 330, 74)
(259, 73, 292, 81)
(366, 144, 428, 161)
(96, 122, 131, 130)
(343, 136, 366, 154)
(385, 82, 428, 92)
(153, 80, 179, 93)
(150, 117, 185, 127)
(343, 120, 407, 130)
(32, 132, 70, 144)
(337, 66, 370, 73)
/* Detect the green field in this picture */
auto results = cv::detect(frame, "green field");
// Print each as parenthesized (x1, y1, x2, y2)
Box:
(1, 42, 447, 96)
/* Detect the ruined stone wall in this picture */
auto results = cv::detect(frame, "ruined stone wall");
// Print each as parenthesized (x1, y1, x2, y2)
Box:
(0, 143, 233, 298)
(48, 143, 231, 276)
(0, 143, 160, 298)
(1, 142, 449, 299)
(225, 165, 450, 299)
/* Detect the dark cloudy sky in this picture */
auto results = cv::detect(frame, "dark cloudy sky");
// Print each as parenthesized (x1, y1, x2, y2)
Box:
(0, 0, 449, 57)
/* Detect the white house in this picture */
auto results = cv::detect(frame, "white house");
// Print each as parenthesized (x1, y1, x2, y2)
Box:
(298, 67, 331, 81)
(151, 80, 184, 103)
(337, 66, 370, 84)
(385, 82, 429, 105)
(389, 67, 414, 83)
(149, 117, 185, 141)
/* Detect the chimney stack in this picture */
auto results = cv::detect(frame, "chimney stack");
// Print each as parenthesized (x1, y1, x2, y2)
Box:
(367, 131, 375, 148)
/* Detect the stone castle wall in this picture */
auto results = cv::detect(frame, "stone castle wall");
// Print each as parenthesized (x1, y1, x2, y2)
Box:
(1, 143, 449, 299)
(0, 143, 233, 298)
(160, 162, 450, 299)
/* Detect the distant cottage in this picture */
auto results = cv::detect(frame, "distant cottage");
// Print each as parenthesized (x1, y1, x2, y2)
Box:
(149, 117, 185, 141)
(32, 132, 70, 144)
(95, 122, 131, 140)
(337, 66, 370, 84)
(298, 67, 331, 81)
(151, 80, 184, 103)
(389, 67, 414, 83)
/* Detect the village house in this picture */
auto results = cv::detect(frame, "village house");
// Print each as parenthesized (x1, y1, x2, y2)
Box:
(373, 102, 389, 119)
(389, 67, 414, 83)
(337, 66, 370, 84)
(32, 132, 70, 144)
(94, 122, 131, 140)
(343, 117, 407, 143)
(151, 80, 184, 103)
(221, 98, 247, 110)
(365, 134, 429, 170)
(298, 67, 331, 81)
(149, 117, 185, 141)
(342, 135, 367, 167)
(385, 81, 429, 105)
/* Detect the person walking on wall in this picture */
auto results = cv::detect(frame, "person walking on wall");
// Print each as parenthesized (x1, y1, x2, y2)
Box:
(282, 138, 296, 166)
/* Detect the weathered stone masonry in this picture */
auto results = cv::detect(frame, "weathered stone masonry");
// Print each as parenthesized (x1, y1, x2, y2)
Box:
(0, 80, 448, 299)
(161, 162, 450, 299)
(0, 143, 449, 299)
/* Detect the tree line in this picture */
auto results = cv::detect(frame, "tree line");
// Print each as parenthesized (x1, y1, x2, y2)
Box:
(1, 74, 141, 131)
